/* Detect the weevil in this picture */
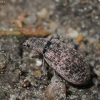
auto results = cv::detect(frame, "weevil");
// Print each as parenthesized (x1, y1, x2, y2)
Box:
(23, 35, 90, 85)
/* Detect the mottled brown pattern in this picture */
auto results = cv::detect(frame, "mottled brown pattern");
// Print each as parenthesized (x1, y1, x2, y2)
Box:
(23, 37, 90, 85)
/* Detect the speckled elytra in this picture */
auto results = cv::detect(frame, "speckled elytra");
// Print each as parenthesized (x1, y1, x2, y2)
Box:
(23, 35, 90, 85)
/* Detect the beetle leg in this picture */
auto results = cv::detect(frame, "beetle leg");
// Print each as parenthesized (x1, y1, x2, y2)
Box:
(51, 71, 62, 83)
(42, 58, 48, 75)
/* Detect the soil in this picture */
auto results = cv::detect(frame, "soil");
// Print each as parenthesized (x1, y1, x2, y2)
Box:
(0, 0, 100, 100)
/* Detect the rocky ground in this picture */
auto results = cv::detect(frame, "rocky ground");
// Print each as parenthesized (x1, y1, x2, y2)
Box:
(0, 0, 100, 100)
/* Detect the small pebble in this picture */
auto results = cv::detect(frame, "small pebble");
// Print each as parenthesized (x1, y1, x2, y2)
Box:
(30, 80, 36, 86)
(92, 78, 99, 86)
(96, 42, 100, 47)
(0, 53, 7, 70)
(76, 35, 84, 42)
(66, 28, 79, 38)
(88, 38, 97, 44)
(45, 76, 66, 100)
(94, 42, 100, 55)
(78, 43, 86, 51)
(13, 20, 22, 27)
(90, 61, 95, 66)
(93, 64, 100, 78)
(69, 95, 78, 99)
(17, 13, 26, 22)
(24, 14, 37, 25)
(35, 58, 42, 67)
(9, 95, 17, 100)
(23, 79, 31, 87)
(13, 13, 26, 27)
(34, 70, 42, 78)
(37, 8, 48, 19)
(49, 21, 58, 31)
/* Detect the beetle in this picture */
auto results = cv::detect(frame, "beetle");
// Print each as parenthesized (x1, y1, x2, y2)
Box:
(23, 35, 90, 85)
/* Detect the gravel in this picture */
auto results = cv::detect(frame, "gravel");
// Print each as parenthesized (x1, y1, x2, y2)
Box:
(0, 0, 100, 100)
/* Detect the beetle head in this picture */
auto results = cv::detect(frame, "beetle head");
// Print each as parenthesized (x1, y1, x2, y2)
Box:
(23, 37, 37, 48)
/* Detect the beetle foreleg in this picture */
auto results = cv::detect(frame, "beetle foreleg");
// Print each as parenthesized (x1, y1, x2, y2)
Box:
(42, 58, 48, 75)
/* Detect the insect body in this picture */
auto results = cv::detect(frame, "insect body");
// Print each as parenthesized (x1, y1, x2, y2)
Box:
(23, 36, 90, 85)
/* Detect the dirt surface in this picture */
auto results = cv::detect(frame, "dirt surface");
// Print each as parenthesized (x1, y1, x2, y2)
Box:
(0, 0, 100, 100)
